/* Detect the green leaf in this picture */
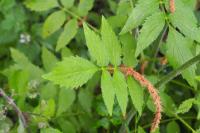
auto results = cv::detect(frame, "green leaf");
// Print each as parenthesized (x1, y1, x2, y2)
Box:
(42, 10, 66, 38)
(120, 0, 159, 34)
(78, 0, 94, 16)
(101, 16, 121, 66)
(166, 28, 197, 88)
(169, 0, 200, 42)
(61, 0, 74, 9)
(42, 47, 58, 71)
(34, 99, 55, 119)
(43, 56, 98, 89)
(56, 19, 78, 51)
(83, 23, 109, 66)
(101, 70, 115, 116)
(119, 33, 137, 67)
(24, 0, 58, 11)
(78, 88, 93, 113)
(10, 48, 43, 80)
(135, 12, 165, 56)
(113, 70, 128, 116)
(56, 88, 75, 117)
(41, 127, 62, 133)
(167, 121, 180, 133)
(176, 98, 195, 114)
(127, 77, 144, 116)
(138, 126, 146, 133)
(57, 119, 76, 133)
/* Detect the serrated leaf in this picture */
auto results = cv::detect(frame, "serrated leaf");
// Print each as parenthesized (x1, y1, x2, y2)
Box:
(24, 0, 58, 11)
(43, 56, 98, 89)
(113, 70, 128, 116)
(176, 98, 195, 114)
(42, 47, 58, 71)
(61, 0, 74, 9)
(56, 19, 78, 51)
(166, 28, 197, 88)
(135, 12, 165, 56)
(42, 10, 66, 38)
(83, 23, 109, 66)
(78, 0, 94, 16)
(170, 0, 200, 42)
(101, 70, 115, 116)
(56, 88, 75, 116)
(101, 16, 121, 66)
(127, 77, 144, 116)
(120, 0, 159, 34)
(120, 33, 137, 67)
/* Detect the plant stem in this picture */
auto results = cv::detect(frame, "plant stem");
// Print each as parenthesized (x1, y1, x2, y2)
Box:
(175, 114, 196, 133)
(60, 7, 99, 33)
(0, 88, 27, 129)
(155, 53, 200, 88)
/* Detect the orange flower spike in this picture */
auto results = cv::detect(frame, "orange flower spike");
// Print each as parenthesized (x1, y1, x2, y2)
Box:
(170, 0, 176, 13)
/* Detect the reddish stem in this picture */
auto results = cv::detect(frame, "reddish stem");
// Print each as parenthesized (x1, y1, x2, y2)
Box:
(169, 0, 175, 13)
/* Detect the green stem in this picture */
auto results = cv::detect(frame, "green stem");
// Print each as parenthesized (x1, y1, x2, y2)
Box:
(60, 7, 99, 33)
(155, 53, 200, 88)
(175, 114, 196, 133)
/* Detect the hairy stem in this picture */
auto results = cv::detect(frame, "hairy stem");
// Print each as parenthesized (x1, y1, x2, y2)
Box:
(0, 88, 27, 129)
(155, 53, 200, 88)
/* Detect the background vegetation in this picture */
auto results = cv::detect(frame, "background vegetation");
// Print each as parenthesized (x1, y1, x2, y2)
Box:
(0, 0, 200, 133)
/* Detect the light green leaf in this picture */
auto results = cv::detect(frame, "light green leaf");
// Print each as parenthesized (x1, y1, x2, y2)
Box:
(101, 16, 121, 66)
(43, 56, 98, 89)
(42, 10, 66, 38)
(24, 0, 58, 11)
(113, 70, 128, 116)
(34, 99, 55, 119)
(101, 70, 115, 116)
(166, 28, 197, 88)
(120, 33, 137, 67)
(127, 77, 144, 116)
(135, 12, 165, 56)
(42, 47, 58, 71)
(61, 0, 74, 9)
(170, 0, 200, 42)
(176, 98, 195, 114)
(138, 126, 146, 133)
(41, 127, 61, 133)
(56, 88, 75, 117)
(83, 23, 109, 66)
(120, 0, 159, 34)
(167, 121, 180, 133)
(78, 0, 94, 16)
(56, 19, 78, 51)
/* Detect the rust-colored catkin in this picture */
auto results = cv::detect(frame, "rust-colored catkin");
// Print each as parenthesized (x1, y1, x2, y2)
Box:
(120, 66, 162, 132)
(169, 0, 175, 13)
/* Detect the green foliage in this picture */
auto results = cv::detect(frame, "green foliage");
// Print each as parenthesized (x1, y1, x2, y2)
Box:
(101, 16, 121, 66)
(56, 19, 78, 51)
(42, 10, 66, 38)
(43, 56, 98, 89)
(135, 12, 165, 56)
(0, 0, 200, 132)
(101, 70, 115, 115)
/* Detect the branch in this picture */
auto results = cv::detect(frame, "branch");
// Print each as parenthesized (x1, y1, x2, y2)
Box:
(155, 53, 200, 88)
(0, 88, 27, 129)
